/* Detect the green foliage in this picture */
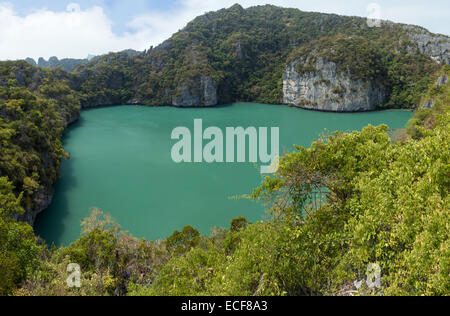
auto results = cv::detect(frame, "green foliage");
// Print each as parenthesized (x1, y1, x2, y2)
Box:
(407, 65, 449, 138)
(0, 177, 41, 295)
(12, 102, 449, 296)
(288, 35, 439, 108)
(17, 210, 169, 296)
(289, 36, 386, 82)
(166, 226, 201, 255)
(0, 61, 80, 215)
(230, 216, 248, 232)
(73, 5, 443, 108)
(0, 61, 81, 295)
(251, 109, 449, 295)
(140, 245, 225, 296)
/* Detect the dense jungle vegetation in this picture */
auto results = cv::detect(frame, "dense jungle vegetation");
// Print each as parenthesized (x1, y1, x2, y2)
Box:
(1, 65, 448, 296)
(0, 5, 449, 296)
(73, 4, 443, 108)
(0, 61, 80, 219)
(0, 61, 81, 294)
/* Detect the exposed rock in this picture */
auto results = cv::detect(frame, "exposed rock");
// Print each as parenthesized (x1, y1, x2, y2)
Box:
(283, 58, 386, 112)
(422, 74, 448, 109)
(25, 58, 37, 66)
(37, 57, 47, 67)
(201, 76, 218, 106)
(435, 74, 449, 87)
(26, 56, 90, 71)
(172, 76, 217, 107)
(155, 40, 172, 52)
(127, 98, 143, 105)
(66, 111, 81, 125)
(23, 107, 80, 225)
(235, 40, 243, 58)
(23, 189, 54, 225)
(404, 26, 450, 64)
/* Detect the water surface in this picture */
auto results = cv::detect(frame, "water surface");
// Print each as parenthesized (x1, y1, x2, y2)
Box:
(35, 103, 412, 245)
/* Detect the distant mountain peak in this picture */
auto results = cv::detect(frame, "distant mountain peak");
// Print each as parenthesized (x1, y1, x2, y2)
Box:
(25, 56, 90, 72)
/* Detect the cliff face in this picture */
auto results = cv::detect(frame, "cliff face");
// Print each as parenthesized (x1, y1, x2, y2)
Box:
(404, 26, 450, 65)
(283, 58, 386, 112)
(421, 67, 449, 109)
(23, 188, 54, 225)
(172, 76, 217, 107)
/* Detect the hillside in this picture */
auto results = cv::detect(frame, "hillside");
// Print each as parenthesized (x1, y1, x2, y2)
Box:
(0, 61, 81, 224)
(73, 4, 448, 110)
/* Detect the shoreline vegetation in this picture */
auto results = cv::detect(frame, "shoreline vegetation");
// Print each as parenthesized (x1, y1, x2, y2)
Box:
(0, 4, 449, 296)
(77, 102, 416, 115)
(1, 67, 447, 296)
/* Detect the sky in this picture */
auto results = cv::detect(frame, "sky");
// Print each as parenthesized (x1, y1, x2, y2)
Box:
(0, 0, 449, 61)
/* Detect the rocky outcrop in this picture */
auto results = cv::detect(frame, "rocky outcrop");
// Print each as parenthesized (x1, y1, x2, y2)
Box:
(172, 76, 217, 107)
(422, 73, 449, 109)
(66, 111, 81, 125)
(404, 26, 450, 65)
(283, 58, 386, 112)
(25, 58, 37, 67)
(20, 189, 54, 225)
(25, 56, 91, 72)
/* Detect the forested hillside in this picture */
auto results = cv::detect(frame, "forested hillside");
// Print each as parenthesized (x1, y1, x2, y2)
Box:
(0, 61, 81, 294)
(73, 4, 447, 109)
(0, 61, 81, 224)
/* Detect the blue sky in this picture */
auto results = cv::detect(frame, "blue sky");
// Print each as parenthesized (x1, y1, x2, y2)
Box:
(6, 0, 174, 34)
(1, 0, 448, 60)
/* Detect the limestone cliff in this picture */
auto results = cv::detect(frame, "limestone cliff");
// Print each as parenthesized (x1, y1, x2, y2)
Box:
(283, 57, 386, 112)
(421, 66, 449, 109)
(172, 76, 217, 107)
(404, 26, 450, 65)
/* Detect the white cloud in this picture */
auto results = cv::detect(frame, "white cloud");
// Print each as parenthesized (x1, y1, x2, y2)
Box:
(383, 4, 450, 34)
(0, 2, 154, 60)
(0, 1, 448, 61)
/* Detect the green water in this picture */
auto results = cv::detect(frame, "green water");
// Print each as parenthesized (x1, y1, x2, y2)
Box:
(35, 103, 412, 246)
